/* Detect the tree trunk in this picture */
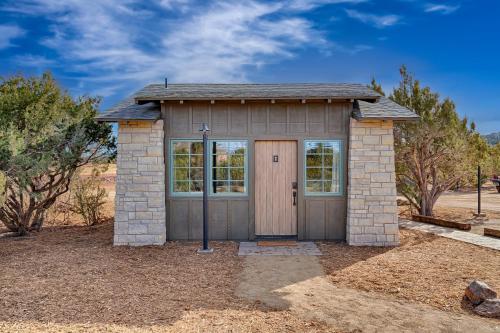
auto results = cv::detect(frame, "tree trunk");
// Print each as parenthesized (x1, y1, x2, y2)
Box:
(17, 224, 29, 237)
(30, 210, 46, 231)
(419, 197, 434, 216)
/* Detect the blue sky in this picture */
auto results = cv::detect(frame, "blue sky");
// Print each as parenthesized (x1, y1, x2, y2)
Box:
(0, 0, 499, 133)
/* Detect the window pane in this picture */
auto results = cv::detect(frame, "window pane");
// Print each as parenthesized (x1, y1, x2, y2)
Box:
(323, 168, 333, 180)
(230, 168, 244, 180)
(174, 155, 189, 167)
(190, 168, 203, 181)
(190, 181, 203, 192)
(173, 142, 190, 154)
(229, 142, 246, 154)
(174, 168, 189, 181)
(306, 154, 322, 167)
(230, 181, 245, 193)
(214, 154, 229, 167)
(191, 155, 203, 167)
(229, 155, 245, 167)
(306, 181, 322, 192)
(212, 181, 229, 193)
(174, 181, 190, 192)
(323, 154, 333, 166)
(305, 141, 322, 154)
(324, 180, 334, 192)
(214, 168, 228, 180)
(191, 142, 203, 154)
(306, 168, 322, 180)
(322, 141, 335, 154)
(214, 142, 229, 154)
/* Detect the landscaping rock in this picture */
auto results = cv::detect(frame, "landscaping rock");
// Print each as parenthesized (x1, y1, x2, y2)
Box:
(473, 298, 500, 318)
(465, 280, 497, 305)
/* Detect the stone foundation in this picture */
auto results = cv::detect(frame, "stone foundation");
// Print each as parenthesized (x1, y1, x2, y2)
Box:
(113, 120, 166, 246)
(346, 119, 399, 246)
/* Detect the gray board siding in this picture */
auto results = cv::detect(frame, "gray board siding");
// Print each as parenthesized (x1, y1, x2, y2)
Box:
(163, 100, 349, 241)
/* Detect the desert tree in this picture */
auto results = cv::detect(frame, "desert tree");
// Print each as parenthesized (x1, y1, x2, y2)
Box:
(370, 67, 488, 216)
(0, 73, 115, 235)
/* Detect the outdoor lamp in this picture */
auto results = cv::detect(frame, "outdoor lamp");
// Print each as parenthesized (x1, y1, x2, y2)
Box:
(198, 123, 213, 253)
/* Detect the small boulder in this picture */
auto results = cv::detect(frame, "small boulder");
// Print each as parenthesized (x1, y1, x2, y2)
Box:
(473, 298, 500, 318)
(464, 280, 497, 305)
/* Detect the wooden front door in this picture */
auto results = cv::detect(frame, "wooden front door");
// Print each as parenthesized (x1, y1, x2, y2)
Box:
(255, 141, 297, 236)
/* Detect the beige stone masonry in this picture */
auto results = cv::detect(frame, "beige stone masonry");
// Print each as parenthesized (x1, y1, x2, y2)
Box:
(114, 120, 166, 246)
(346, 119, 399, 246)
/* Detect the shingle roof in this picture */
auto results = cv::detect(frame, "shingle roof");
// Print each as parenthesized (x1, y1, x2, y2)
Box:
(96, 84, 418, 122)
(96, 97, 160, 122)
(353, 97, 419, 121)
(133, 83, 381, 101)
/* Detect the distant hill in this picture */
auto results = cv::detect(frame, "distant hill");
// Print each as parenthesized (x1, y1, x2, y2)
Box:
(484, 132, 500, 145)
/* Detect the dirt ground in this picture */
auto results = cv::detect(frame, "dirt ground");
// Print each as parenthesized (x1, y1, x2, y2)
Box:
(437, 184, 500, 212)
(0, 222, 334, 333)
(1, 164, 500, 331)
(2, 224, 498, 332)
(238, 254, 500, 333)
(319, 229, 500, 315)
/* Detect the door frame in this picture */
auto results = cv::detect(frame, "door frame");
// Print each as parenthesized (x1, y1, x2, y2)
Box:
(253, 139, 299, 238)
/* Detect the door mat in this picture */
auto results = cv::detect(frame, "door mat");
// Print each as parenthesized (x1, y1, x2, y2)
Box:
(257, 240, 297, 247)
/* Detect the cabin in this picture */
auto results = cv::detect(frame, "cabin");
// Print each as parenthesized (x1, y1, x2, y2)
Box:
(96, 83, 418, 246)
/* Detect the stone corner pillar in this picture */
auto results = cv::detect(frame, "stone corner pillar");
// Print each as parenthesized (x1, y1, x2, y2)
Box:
(346, 118, 400, 246)
(113, 120, 166, 246)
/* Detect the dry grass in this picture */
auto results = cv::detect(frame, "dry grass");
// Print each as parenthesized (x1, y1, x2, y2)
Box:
(0, 222, 336, 332)
(319, 229, 500, 314)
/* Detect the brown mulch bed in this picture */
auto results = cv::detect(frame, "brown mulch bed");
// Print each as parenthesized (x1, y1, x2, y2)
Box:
(399, 204, 500, 223)
(0, 222, 336, 332)
(319, 229, 500, 314)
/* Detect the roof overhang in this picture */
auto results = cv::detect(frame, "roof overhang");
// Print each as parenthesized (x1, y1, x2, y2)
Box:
(96, 101, 160, 123)
(352, 98, 419, 122)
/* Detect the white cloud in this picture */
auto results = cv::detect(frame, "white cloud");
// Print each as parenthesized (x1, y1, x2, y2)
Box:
(0, 24, 26, 49)
(2, 0, 369, 97)
(345, 9, 401, 28)
(287, 0, 368, 11)
(14, 54, 55, 67)
(424, 3, 460, 15)
(157, 0, 192, 12)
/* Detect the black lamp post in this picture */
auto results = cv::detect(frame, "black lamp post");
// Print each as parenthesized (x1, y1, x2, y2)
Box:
(474, 164, 486, 218)
(198, 123, 213, 253)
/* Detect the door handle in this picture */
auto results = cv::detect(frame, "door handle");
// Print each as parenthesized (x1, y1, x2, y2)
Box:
(292, 191, 297, 206)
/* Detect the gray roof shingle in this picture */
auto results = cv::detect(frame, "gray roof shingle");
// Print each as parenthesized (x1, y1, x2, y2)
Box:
(133, 83, 381, 101)
(353, 97, 419, 121)
(96, 97, 160, 122)
(96, 84, 418, 122)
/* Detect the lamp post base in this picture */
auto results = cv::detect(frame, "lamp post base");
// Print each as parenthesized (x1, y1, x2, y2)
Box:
(197, 248, 214, 254)
(473, 212, 487, 219)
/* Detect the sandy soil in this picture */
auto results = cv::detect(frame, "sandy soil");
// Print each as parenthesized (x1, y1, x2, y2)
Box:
(0, 222, 333, 332)
(436, 185, 500, 212)
(319, 229, 500, 315)
(237, 255, 500, 333)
